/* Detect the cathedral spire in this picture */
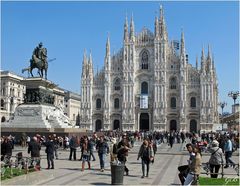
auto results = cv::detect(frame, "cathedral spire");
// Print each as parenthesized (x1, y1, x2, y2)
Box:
(83, 49, 87, 65)
(160, 4, 164, 22)
(82, 49, 87, 78)
(130, 13, 135, 42)
(201, 47, 206, 73)
(89, 50, 93, 65)
(124, 14, 128, 42)
(207, 44, 213, 73)
(154, 15, 159, 38)
(201, 46, 205, 61)
(207, 44, 212, 61)
(180, 29, 185, 55)
(196, 55, 198, 70)
(105, 35, 111, 71)
(89, 50, 94, 77)
(106, 34, 110, 56)
(159, 5, 167, 41)
(212, 53, 215, 71)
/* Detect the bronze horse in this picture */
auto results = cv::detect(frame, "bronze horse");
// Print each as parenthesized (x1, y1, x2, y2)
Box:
(22, 48, 48, 79)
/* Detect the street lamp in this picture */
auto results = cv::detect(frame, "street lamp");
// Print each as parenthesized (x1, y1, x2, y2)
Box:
(218, 102, 227, 131)
(228, 91, 239, 131)
(228, 91, 239, 106)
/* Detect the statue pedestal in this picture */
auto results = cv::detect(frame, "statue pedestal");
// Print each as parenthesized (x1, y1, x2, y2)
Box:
(1, 77, 73, 129)
(23, 77, 57, 105)
(2, 104, 71, 128)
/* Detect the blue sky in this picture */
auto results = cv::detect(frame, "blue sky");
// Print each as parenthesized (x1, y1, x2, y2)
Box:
(1, 1, 239, 113)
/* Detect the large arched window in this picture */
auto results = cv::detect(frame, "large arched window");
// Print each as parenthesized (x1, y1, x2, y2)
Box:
(141, 51, 149, 70)
(1, 99, 4, 110)
(141, 82, 148, 94)
(170, 77, 177, 89)
(114, 98, 120, 109)
(190, 97, 196, 108)
(170, 97, 176, 109)
(114, 78, 121, 91)
(96, 99, 101, 109)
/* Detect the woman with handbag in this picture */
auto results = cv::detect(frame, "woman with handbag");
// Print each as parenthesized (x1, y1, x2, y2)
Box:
(137, 139, 154, 178)
(208, 140, 224, 178)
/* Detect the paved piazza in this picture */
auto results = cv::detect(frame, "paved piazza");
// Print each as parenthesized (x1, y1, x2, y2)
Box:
(2, 141, 239, 185)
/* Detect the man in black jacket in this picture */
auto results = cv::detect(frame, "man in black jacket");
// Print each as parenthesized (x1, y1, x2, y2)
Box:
(69, 136, 78, 161)
(28, 136, 41, 170)
(45, 135, 55, 169)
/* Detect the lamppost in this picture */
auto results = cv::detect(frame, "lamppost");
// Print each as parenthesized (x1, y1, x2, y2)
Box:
(228, 91, 240, 107)
(228, 91, 239, 130)
(218, 102, 227, 131)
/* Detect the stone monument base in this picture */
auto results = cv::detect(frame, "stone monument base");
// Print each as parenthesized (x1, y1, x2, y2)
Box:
(1, 103, 72, 129)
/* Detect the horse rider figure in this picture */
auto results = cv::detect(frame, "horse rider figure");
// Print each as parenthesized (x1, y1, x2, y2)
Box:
(32, 42, 48, 73)
(32, 42, 43, 62)
(22, 42, 51, 79)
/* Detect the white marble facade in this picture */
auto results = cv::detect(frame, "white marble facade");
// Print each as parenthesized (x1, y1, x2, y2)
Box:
(80, 6, 219, 132)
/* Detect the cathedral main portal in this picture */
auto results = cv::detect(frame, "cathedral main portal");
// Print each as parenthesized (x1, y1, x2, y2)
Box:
(140, 113, 149, 131)
(170, 120, 177, 131)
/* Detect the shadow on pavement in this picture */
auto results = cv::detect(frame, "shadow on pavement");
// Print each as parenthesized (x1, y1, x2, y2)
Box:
(128, 161, 141, 164)
(59, 168, 82, 171)
(124, 174, 139, 178)
(90, 182, 111, 185)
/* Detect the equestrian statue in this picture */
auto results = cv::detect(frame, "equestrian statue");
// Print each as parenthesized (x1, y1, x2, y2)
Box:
(22, 42, 55, 79)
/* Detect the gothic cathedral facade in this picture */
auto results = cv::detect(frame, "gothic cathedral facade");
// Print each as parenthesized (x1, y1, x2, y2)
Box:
(80, 6, 219, 132)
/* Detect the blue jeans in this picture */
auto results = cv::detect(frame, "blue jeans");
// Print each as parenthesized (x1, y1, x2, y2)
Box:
(225, 151, 235, 166)
(141, 158, 150, 176)
(98, 153, 106, 169)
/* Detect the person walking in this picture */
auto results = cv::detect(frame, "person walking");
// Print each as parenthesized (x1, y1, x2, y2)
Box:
(88, 136, 96, 161)
(81, 137, 91, 171)
(137, 139, 154, 178)
(208, 140, 223, 178)
(169, 132, 175, 148)
(53, 134, 59, 160)
(224, 136, 236, 168)
(110, 138, 118, 163)
(28, 136, 41, 170)
(96, 136, 109, 172)
(44, 135, 55, 169)
(69, 136, 78, 161)
(117, 134, 131, 176)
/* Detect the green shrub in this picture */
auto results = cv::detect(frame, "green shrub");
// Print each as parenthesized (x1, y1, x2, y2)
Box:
(199, 177, 240, 185)
(1, 167, 35, 181)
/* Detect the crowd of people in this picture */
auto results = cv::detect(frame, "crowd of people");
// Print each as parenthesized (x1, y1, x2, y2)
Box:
(177, 131, 239, 185)
(1, 130, 239, 185)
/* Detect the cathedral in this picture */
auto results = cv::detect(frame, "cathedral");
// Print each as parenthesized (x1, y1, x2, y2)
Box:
(80, 6, 219, 132)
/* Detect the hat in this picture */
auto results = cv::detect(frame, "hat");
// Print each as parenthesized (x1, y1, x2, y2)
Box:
(111, 138, 117, 144)
(212, 140, 219, 146)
